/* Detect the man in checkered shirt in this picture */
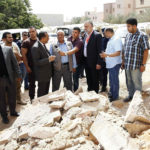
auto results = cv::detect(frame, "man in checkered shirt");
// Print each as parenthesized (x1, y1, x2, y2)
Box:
(122, 18, 149, 102)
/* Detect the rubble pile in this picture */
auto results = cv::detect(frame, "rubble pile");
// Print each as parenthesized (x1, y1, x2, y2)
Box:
(0, 88, 150, 150)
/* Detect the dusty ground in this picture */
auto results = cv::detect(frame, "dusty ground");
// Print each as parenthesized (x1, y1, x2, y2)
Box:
(0, 57, 150, 132)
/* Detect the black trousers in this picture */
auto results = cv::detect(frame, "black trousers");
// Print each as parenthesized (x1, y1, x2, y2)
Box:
(37, 81, 50, 97)
(99, 65, 108, 88)
(0, 77, 16, 117)
(28, 72, 36, 100)
(85, 61, 99, 93)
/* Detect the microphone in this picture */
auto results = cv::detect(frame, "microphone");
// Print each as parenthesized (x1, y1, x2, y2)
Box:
(54, 45, 60, 53)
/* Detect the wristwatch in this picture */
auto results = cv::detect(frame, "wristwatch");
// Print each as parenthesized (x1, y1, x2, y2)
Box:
(142, 64, 146, 67)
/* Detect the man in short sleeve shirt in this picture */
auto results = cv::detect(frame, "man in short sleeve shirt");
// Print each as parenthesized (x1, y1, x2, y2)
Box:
(122, 18, 149, 102)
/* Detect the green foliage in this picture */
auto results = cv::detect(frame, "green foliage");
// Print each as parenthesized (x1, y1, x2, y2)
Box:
(71, 16, 90, 24)
(0, 0, 43, 30)
(104, 9, 150, 24)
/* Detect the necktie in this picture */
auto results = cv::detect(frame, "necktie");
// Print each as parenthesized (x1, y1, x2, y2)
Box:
(43, 44, 50, 56)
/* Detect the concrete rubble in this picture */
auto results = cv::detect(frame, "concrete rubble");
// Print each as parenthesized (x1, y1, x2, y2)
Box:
(0, 88, 150, 150)
(124, 91, 150, 137)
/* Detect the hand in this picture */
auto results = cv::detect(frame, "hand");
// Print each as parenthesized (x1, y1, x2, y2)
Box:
(49, 56, 56, 62)
(140, 65, 146, 72)
(27, 66, 32, 73)
(59, 51, 66, 56)
(100, 52, 108, 58)
(121, 62, 125, 70)
(96, 64, 101, 70)
(17, 78, 22, 82)
(72, 68, 76, 73)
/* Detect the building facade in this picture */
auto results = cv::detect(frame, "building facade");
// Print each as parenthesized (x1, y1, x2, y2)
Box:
(104, 0, 150, 19)
(85, 10, 104, 23)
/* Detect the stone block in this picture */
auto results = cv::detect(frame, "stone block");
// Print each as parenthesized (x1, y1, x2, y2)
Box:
(29, 126, 60, 139)
(125, 91, 150, 124)
(64, 91, 82, 110)
(79, 91, 99, 102)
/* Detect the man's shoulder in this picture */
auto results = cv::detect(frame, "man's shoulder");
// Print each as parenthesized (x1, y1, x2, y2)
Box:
(94, 31, 102, 38)
(113, 36, 122, 42)
(23, 38, 31, 44)
(1, 45, 12, 51)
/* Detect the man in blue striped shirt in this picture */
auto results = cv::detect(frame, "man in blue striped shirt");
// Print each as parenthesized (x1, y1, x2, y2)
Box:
(122, 18, 149, 102)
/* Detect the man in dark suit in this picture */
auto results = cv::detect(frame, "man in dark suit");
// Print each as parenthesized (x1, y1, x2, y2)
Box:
(31, 31, 55, 97)
(83, 21, 104, 93)
(0, 45, 22, 124)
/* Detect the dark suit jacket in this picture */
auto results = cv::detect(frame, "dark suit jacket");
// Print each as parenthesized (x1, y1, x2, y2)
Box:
(83, 31, 104, 68)
(1, 45, 21, 83)
(31, 41, 52, 82)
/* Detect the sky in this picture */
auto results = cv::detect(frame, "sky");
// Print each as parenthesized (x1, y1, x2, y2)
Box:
(30, 0, 115, 21)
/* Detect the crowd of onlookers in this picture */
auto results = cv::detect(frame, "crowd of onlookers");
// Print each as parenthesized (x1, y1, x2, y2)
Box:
(0, 18, 149, 124)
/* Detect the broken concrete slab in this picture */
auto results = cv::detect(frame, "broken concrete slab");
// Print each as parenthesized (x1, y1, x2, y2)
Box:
(47, 88, 67, 102)
(5, 140, 18, 150)
(50, 110, 61, 122)
(18, 126, 29, 140)
(33, 88, 66, 104)
(79, 91, 100, 102)
(64, 91, 82, 110)
(76, 108, 97, 119)
(12, 103, 51, 128)
(0, 129, 17, 145)
(125, 91, 150, 124)
(63, 107, 82, 120)
(29, 126, 60, 139)
(49, 100, 66, 109)
(90, 112, 138, 150)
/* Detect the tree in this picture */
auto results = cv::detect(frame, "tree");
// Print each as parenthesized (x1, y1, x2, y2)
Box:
(71, 16, 90, 24)
(0, 0, 43, 30)
(104, 9, 150, 24)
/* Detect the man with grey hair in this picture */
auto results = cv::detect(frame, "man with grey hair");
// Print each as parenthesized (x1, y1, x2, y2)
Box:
(83, 21, 104, 93)
(50, 30, 77, 92)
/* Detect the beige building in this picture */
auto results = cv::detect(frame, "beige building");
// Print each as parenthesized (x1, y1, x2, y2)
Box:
(104, 0, 150, 19)
(85, 10, 104, 23)
(135, 0, 150, 14)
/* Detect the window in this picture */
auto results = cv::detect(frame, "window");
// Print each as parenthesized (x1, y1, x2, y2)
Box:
(140, 0, 144, 5)
(117, 4, 121, 8)
(128, 4, 131, 8)
(140, 10, 144, 14)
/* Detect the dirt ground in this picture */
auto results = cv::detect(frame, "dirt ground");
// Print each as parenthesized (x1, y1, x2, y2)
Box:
(0, 57, 150, 132)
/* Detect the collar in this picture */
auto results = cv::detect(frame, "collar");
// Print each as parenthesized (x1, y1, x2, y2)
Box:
(110, 35, 115, 40)
(86, 30, 94, 37)
(57, 41, 66, 46)
(70, 36, 79, 42)
(39, 41, 45, 46)
(132, 29, 140, 36)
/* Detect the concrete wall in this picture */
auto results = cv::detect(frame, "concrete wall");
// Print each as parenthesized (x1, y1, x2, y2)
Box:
(135, 0, 150, 14)
(85, 11, 104, 23)
(36, 14, 64, 26)
(104, 0, 150, 18)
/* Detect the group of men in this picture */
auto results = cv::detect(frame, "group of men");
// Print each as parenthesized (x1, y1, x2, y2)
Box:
(0, 18, 149, 124)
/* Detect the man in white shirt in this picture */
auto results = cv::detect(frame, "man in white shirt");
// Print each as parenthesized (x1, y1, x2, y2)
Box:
(100, 28, 122, 102)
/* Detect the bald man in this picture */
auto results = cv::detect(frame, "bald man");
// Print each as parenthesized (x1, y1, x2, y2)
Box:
(50, 30, 77, 92)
